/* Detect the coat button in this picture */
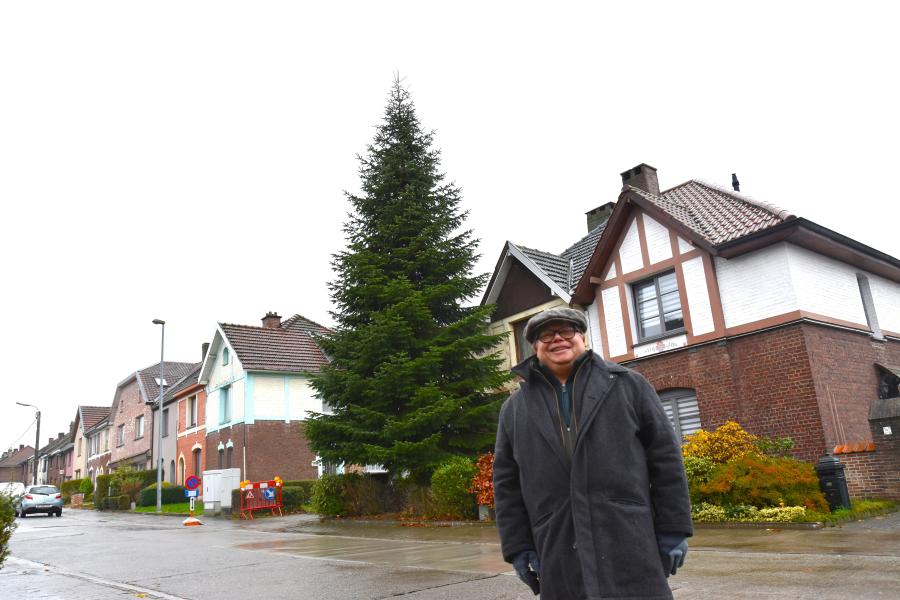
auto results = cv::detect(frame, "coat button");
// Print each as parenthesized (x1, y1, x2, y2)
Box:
(608, 375, 615, 380)
(572, 542, 577, 549)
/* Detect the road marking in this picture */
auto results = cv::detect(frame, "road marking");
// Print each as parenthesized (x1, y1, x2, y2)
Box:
(7, 556, 191, 600)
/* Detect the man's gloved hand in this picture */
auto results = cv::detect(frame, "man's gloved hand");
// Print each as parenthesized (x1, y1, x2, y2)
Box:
(657, 533, 689, 577)
(512, 549, 541, 595)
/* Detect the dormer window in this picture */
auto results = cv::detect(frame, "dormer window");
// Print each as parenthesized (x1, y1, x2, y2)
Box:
(632, 270, 684, 342)
(876, 364, 900, 400)
(222, 347, 230, 366)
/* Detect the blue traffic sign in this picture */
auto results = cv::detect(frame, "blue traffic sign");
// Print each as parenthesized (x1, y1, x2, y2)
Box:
(185, 489, 199, 498)
(263, 488, 275, 501)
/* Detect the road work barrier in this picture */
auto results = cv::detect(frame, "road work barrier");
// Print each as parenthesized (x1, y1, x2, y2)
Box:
(239, 476, 283, 520)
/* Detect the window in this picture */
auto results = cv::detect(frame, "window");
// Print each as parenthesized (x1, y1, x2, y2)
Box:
(77, 438, 82, 457)
(192, 449, 202, 478)
(170, 460, 176, 484)
(226, 446, 233, 469)
(633, 271, 684, 341)
(103, 429, 109, 452)
(116, 425, 125, 446)
(659, 389, 701, 440)
(218, 448, 224, 469)
(222, 347, 229, 366)
(512, 318, 536, 363)
(188, 395, 198, 428)
(161, 408, 169, 437)
(219, 386, 231, 424)
(135, 415, 145, 439)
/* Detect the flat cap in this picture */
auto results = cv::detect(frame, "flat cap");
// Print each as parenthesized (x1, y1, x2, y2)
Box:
(524, 307, 587, 343)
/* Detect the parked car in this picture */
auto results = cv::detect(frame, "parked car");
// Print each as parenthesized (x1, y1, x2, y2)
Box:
(14, 484, 63, 517)
(0, 481, 25, 498)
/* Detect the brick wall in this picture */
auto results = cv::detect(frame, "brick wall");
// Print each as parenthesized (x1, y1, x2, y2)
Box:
(626, 323, 825, 462)
(205, 421, 318, 482)
(109, 379, 153, 469)
(802, 326, 900, 448)
(176, 390, 206, 484)
(839, 417, 900, 500)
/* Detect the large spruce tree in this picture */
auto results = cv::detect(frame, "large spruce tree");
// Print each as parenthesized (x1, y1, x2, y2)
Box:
(306, 78, 510, 482)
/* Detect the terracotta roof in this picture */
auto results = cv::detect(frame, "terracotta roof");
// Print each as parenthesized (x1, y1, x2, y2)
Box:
(79, 406, 110, 431)
(220, 316, 330, 373)
(628, 180, 793, 246)
(162, 363, 202, 403)
(137, 362, 198, 403)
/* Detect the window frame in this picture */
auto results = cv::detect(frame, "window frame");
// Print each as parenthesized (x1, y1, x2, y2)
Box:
(512, 317, 536, 363)
(135, 415, 145, 439)
(631, 270, 686, 343)
(161, 408, 169, 438)
(658, 388, 701, 441)
(219, 386, 231, 425)
(188, 395, 198, 428)
(116, 424, 125, 447)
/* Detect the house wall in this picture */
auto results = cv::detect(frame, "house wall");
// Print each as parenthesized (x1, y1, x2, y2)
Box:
(73, 424, 87, 479)
(109, 379, 153, 470)
(176, 390, 206, 486)
(206, 345, 246, 433)
(205, 421, 318, 482)
(839, 416, 900, 500)
(152, 402, 178, 482)
(488, 298, 567, 372)
(869, 273, 900, 334)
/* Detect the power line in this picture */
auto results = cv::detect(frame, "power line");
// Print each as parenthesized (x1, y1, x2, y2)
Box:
(4, 419, 36, 452)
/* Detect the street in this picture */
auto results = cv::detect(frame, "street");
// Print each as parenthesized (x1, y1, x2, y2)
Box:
(3, 509, 899, 599)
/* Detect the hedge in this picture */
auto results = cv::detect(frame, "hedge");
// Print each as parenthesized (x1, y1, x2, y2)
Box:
(282, 480, 316, 504)
(98, 495, 131, 511)
(61, 478, 89, 503)
(138, 485, 186, 507)
(94, 474, 113, 510)
(431, 456, 477, 520)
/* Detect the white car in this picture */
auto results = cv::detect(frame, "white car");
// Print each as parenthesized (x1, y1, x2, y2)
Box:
(0, 482, 26, 498)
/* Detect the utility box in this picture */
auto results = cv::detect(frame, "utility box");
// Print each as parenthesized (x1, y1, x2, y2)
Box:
(202, 468, 242, 514)
(814, 455, 851, 511)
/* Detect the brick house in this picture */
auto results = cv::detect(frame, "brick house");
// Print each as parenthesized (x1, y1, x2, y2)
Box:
(198, 313, 330, 482)
(42, 426, 74, 487)
(481, 204, 613, 372)
(152, 359, 202, 486)
(73, 406, 110, 480)
(569, 164, 900, 499)
(85, 412, 111, 487)
(0, 445, 34, 484)
(157, 361, 205, 485)
(108, 361, 196, 474)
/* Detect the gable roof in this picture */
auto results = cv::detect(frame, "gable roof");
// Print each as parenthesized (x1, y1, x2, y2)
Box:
(482, 220, 609, 307)
(79, 406, 110, 432)
(137, 362, 198, 403)
(162, 363, 202, 404)
(573, 173, 900, 305)
(0, 445, 34, 468)
(219, 321, 330, 373)
(627, 179, 793, 246)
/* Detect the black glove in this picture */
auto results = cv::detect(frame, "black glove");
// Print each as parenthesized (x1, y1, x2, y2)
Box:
(512, 549, 541, 595)
(657, 533, 688, 577)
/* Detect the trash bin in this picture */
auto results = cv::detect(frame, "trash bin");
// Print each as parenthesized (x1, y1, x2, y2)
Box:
(814, 455, 851, 511)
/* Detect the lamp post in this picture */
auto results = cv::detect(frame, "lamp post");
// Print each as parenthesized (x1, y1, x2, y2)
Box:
(16, 401, 41, 484)
(152, 318, 165, 513)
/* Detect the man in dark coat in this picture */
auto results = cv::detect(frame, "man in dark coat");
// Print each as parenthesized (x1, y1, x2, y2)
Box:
(494, 307, 693, 599)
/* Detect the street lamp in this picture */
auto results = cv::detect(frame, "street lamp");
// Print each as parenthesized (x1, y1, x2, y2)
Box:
(16, 401, 41, 485)
(152, 318, 165, 513)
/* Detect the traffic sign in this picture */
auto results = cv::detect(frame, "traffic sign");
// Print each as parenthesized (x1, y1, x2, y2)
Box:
(185, 475, 200, 490)
(263, 487, 275, 501)
(185, 489, 199, 498)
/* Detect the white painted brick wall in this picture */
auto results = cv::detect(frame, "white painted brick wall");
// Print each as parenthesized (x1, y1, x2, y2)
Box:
(786, 244, 868, 325)
(619, 219, 643, 275)
(682, 256, 715, 335)
(602, 287, 627, 356)
(643, 214, 673, 265)
(868, 273, 900, 334)
(716, 243, 798, 328)
(288, 378, 320, 419)
(677, 237, 693, 254)
(253, 375, 284, 418)
(585, 300, 605, 357)
(605, 262, 617, 281)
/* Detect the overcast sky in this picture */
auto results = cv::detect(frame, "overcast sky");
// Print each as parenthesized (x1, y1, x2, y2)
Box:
(2, 2, 897, 454)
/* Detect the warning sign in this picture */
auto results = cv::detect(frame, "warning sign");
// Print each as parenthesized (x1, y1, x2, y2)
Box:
(245, 491, 254, 499)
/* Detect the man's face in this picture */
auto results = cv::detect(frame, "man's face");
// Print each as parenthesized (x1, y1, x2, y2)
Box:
(533, 320, 587, 370)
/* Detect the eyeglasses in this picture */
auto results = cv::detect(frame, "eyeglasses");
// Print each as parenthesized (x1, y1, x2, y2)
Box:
(537, 326, 578, 343)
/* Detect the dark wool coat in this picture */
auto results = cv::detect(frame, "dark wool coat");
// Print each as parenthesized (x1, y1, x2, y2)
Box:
(494, 352, 693, 600)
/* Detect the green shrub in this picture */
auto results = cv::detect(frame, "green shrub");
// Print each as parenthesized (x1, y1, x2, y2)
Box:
(117, 495, 131, 510)
(0, 494, 16, 569)
(683, 456, 716, 504)
(282, 480, 316, 504)
(699, 454, 829, 512)
(754, 435, 795, 458)
(341, 473, 388, 516)
(84, 492, 93, 504)
(311, 474, 345, 517)
(79, 478, 94, 494)
(94, 474, 112, 510)
(111, 467, 146, 503)
(431, 456, 477, 520)
(61, 478, 87, 503)
(396, 479, 436, 520)
(138, 485, 186, 507)
(282, 487, 305, 511)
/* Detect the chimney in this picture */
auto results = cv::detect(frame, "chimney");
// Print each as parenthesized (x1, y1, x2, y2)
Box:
(585, 202, 615, 232)
(620, 163, 660, 196)
(58, 432, 65, 440)
(731, 173, 740, 192)
(19, 444, 24, 450)
(262, 311, 282, 329)
(202, 342, 210, 362)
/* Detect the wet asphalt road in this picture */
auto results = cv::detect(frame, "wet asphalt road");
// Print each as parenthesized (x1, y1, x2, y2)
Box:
(2, 508, 899, 599)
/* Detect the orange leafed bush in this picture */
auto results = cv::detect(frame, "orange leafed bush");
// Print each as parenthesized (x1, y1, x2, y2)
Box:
(682, 421, 759, 464)
(469, 452, 494, 507)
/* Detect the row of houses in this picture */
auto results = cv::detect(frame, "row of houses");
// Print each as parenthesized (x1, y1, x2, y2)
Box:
(3, 163, 899, 500)
(1, 313, 333, 490)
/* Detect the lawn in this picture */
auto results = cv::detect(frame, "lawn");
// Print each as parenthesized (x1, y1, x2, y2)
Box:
(133, 501, 204, 515)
